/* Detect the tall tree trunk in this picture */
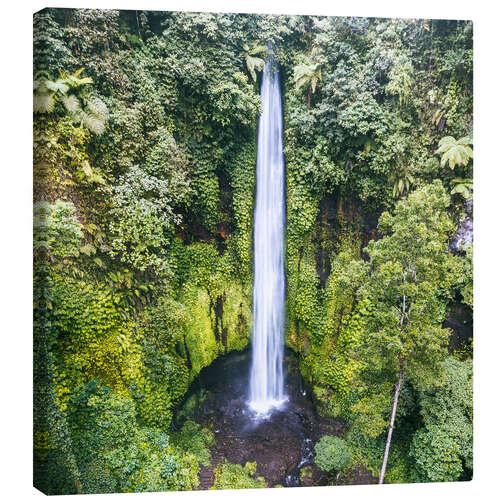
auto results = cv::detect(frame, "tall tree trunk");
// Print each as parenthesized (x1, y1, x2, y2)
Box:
(379, 367, 404, 484)
(307, 90, 311, 109)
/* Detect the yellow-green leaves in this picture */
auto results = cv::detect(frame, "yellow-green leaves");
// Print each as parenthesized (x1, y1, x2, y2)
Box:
(436, 136, 473, 170)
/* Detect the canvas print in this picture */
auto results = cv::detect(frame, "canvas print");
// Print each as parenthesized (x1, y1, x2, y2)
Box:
(33, 7, 473, 495)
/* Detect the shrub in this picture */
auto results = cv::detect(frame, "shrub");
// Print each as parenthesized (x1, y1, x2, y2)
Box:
(212, 460, 266, 489)
(171, 420, 215, 467)
(409, 425, 463, 482)
(314, 435, 351, 472)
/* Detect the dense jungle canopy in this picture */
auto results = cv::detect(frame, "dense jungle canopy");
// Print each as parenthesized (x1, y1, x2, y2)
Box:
(33, 8, 472, 494)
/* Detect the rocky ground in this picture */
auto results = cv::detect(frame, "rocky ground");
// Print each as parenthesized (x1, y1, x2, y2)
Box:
(175, 350, 376, 489)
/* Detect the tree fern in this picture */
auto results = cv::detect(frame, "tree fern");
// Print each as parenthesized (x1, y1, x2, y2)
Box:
(293, 47, 323, 107)
(436, 136, 473, 170)
(243, 43, 267, 82)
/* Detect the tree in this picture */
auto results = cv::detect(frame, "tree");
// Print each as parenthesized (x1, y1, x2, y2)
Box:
(211, 460, 266, 490)
(409, 425, 462, 482)
(293, 47, 323, 108)
(351, 181, 456, 483)
(410, 357, 473, 480)
(314, 436, 351, 473)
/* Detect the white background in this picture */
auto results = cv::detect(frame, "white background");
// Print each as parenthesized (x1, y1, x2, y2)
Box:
(1, 0, 498, 498)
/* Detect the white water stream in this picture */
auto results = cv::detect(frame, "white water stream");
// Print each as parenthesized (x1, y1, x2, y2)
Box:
(248, 51, 287, 415)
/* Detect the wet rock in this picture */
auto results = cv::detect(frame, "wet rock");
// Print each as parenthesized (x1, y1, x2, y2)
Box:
(175, 349, 366, 488)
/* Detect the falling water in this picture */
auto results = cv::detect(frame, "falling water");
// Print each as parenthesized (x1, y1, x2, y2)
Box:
(248, 50, 287, 415)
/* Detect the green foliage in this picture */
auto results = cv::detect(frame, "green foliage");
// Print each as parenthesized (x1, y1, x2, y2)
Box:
(34, 69, 109, 135)
(354, 181, 456, 397)
(436, 136, 473, 170)
(345, 427, 413, 484)
(34, 200, 83, 258)
(386, 55, 414, 106)
(460, 245, 473, 309)
(109, 162, 190, 272)
(294, 47, 324, 98)
(349, 180, 460, 484)
(409, 425, 463, 482)
(171, 420, 215, 466)
(33, 10, 473, 493)
(67, 380, 199, 493)
(390, 165, 414, 198)
(314, 436, 351, 472)
(450, 177, 473, 200)
(212, 460, 267, 490)
(413, 357, 473, 478)
(243, 42, 268, 82)
(48, 275, 143, 404)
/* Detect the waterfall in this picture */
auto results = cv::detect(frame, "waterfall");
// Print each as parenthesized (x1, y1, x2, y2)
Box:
(248, 50, 287, 415)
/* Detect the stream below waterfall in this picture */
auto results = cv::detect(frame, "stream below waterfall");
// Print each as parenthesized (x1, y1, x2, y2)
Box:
(174, 350, 374, 488)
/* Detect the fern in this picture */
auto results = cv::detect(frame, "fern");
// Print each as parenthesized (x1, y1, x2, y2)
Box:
(243, 43, 267, 82)
(33, 93, 55, 113)
(293, 47, 323, 104)
(61, 94, 81, 114)
(33, 70, 108, 135)
(436, 136, 473, 170)
(450, 177, 473, 199)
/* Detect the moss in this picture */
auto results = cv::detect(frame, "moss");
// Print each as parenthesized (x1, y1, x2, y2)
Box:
(183, 286, 219, 379)
(300, 465, 313, 480)
(222, 282, 252, 352)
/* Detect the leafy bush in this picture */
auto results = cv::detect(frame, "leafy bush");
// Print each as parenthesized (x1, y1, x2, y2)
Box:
(409, 425, 463, 482)
(411, 357, 473, 478)
(67, 380, 200, 493)
(212, 460, 266, 490)
(314, 436, 351, 472)
(171, 420, 214, 467)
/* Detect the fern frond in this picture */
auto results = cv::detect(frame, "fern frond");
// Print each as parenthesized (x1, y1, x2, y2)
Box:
(86, 97, 109, 121)
(457, 136, 473, 146)
(33, 93, 55, 113)
(245, 55, 265, 82)
(436, 136, 456, 154)
(61, 94, 81, 114)
(46, 79, 69, 94)
(82, 113, 106, 135)
(437, 135, 473, 169)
